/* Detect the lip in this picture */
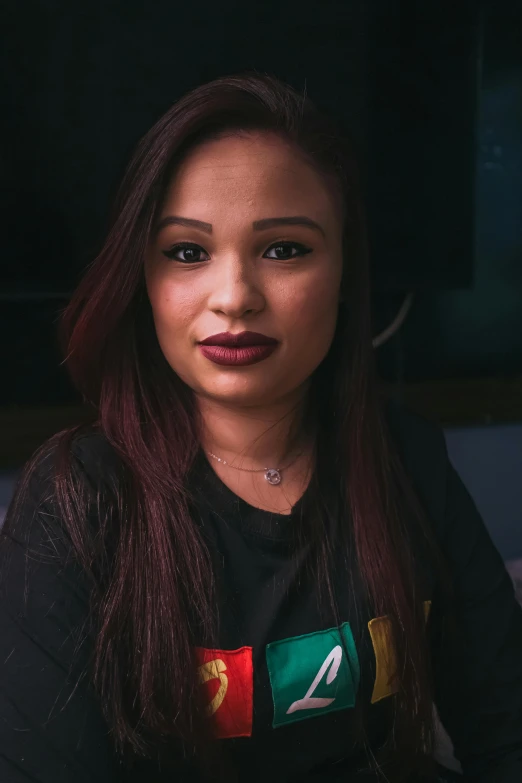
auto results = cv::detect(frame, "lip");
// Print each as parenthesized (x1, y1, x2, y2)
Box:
(198, 344, 278, 366)
(198, 331, 279, 347)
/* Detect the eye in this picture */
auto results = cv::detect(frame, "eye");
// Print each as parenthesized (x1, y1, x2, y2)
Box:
(263, 241, 312, 261)
(162, 242, 209, 263)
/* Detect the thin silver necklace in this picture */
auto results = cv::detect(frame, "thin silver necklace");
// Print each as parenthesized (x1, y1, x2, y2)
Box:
(206, 447, 305, 486)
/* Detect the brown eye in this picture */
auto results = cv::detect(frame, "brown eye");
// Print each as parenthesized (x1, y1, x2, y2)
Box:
(162, 243, 208, 263)
(264, 241, 312, 260)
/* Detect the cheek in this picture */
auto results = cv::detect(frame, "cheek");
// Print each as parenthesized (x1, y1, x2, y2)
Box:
(146, 277, 199, 384)
(147, 275, 196, 336)
(279, 274, 340, 338)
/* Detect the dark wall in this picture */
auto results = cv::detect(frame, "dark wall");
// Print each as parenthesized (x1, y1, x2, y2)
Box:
(396, 0, 522, 381)
(1, 0, 520, 407)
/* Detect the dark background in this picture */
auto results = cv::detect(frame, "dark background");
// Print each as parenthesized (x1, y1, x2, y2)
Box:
(1, 0, 521, 465)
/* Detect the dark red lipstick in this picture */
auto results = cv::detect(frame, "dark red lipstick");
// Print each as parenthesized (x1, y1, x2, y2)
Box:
(198, 331, 279, 366)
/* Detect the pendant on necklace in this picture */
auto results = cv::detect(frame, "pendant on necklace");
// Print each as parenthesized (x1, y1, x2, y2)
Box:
(265, 468, 282, 485)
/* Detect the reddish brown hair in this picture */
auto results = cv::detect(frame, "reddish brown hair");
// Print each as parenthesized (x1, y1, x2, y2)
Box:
(4, 71, 447, 780)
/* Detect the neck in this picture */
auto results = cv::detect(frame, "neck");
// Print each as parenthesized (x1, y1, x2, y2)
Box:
(196, 387, 312, 468)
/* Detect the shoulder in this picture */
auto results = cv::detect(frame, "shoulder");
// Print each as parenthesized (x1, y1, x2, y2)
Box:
(70, 429, 125, 487)
(3, 427, 123, 545)
(35, 424, 122, 486)
(383, 397, 447, 462)
(13, 425, 121, 500)
(382, 398, 449, 523)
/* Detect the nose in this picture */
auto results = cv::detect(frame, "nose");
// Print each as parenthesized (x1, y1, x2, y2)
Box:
(206, 255, 265, 318)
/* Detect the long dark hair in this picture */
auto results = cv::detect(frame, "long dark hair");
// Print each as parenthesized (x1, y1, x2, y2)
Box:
(3, 71, 448, 780)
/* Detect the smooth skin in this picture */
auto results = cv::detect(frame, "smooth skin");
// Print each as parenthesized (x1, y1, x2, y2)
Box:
(145, 131, 345, 513)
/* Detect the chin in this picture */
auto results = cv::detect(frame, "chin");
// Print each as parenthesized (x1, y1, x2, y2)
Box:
(201, 380, 280, 408)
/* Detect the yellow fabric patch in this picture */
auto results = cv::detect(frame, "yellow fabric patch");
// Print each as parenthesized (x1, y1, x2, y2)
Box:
(369, 600, 431, 704)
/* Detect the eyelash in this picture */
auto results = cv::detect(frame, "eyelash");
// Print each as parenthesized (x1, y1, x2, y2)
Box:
(161, 240, 313, 264)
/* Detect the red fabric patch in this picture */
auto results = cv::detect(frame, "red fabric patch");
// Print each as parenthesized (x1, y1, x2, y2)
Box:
(195, 646, 253, 739)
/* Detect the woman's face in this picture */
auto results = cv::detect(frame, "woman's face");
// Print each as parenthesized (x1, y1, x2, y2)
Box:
(145, 131, 344, 409)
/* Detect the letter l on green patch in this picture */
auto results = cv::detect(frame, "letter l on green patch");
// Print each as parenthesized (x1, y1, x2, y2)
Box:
(266, 623, 360, 728)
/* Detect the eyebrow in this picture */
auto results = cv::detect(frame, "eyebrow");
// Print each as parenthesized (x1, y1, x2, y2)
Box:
(154, 215, 325, 238)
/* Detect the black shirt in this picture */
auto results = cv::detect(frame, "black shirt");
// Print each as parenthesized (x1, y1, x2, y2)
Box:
(1, 403, 522, 782)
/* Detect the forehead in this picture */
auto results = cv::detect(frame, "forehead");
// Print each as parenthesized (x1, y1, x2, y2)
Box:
(161, 132, 341, 226)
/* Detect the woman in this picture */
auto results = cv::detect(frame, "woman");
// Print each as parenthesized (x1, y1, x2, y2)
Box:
(1, 72, 521, 783)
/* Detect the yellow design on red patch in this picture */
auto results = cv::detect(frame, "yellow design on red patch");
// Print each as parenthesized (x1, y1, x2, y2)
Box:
(195, 646, 253, 738)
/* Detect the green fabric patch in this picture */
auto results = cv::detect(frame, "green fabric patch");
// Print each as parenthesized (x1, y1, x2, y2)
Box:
(266, 623, 360, 728)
